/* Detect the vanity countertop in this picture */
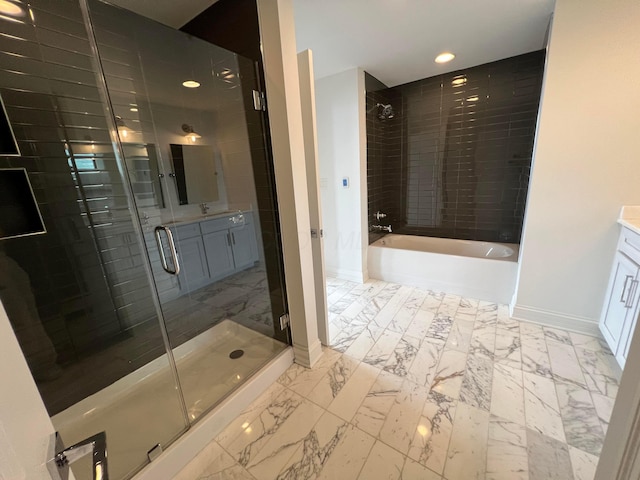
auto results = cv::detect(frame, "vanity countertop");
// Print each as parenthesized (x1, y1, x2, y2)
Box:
(618, 205, 640, 236)
(165, 209, 250, 228)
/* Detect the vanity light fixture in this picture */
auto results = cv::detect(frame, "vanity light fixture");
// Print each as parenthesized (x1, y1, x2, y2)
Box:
(435, 52, 455, 64)
(182, 124, 201, 143)
(182, 80, 200, 88)
(0, 1, 24, 17)
(115, 116, 131, 139)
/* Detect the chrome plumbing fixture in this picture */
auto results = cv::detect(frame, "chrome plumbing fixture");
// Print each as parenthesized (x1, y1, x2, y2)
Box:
(49, 431, 109, 480)
(374, 211, 387, 221)
(372, 224, 392, 233)
(200, 202, 210, 214)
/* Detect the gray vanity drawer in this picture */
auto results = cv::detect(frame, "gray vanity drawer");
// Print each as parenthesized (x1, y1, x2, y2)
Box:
(200, 216, 231, 234)
(173, 223, 201, 240)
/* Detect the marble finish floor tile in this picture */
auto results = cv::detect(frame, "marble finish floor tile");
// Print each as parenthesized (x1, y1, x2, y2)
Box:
(568, 445, 599, 480)
(276, 411, 373, 480)
(459, 354, 493, 411)
(177, 277, 620, 480)
(379, 380, 430, 454)
(443, 402, 490, 480)
(555, 382, 604, 456)
(523, 372, 566, 443)
(352, 370, 404, 437)
(547, 340, 588, 388)
(490, 363, 525, 426)
(526, 429, 574, 480)
(407, 391, 456, 475)
(358, 440, 404, 480)
(430, 349, 467, 399)
(486, 415, 529, 480)
(574, 347, 621, 399)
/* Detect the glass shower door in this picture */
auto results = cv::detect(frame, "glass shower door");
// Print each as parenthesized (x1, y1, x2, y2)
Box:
(0, 1, 189, 479)
(88, 0, 289, 424)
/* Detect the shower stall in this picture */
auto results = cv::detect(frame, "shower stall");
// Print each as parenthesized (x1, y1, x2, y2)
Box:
(0, 1, 289, 479)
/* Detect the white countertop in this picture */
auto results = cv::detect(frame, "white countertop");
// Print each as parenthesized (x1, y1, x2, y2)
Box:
(165, 209, 250, 228)
(618, 205, 640, 236)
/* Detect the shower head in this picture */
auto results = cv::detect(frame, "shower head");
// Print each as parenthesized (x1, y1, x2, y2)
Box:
(376, 103, 395, 120)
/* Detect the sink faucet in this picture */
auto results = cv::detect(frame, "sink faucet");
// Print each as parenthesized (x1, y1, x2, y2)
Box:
(372, 224, 392, 233)
(200, 203, 209, 215)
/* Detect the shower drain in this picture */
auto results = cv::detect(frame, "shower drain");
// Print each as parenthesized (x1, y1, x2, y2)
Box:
(229, 349, 244, 359)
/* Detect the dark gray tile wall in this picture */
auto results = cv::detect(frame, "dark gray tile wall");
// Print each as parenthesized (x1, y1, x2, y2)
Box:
(366, 75, 404, 244)
(367, 50, 545, 244)
(0, 0, 163, 414)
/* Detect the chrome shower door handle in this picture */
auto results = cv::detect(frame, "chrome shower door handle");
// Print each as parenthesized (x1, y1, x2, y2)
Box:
(154, 226, 181, 275)
(49, 431, 109, 480)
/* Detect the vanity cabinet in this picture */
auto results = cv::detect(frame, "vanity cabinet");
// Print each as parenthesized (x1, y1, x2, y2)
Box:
(203, 230, 235, 280)
(600, 227, 640, 367)
(173, 212, 258, 293)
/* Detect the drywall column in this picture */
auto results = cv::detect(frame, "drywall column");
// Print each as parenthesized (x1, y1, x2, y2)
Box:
(0, 300, 59, 479)
(256, 0, 322, 367)
(512, 0, 640, 334)
(315, 68, 368, 282)
(298, 49, 330, 346)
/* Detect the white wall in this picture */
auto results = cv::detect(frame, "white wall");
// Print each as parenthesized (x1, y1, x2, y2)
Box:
(0, 300, 59, 480)
(257, 0, 322, 367)
(315, 68, 368, 282)
(513, 0, 640, 333)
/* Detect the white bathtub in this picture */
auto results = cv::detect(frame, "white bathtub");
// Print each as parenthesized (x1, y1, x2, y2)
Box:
(368, 234, 519, 303)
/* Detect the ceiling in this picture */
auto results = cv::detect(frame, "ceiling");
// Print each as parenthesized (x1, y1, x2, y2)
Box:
(106, 0, 217, 28)
(294, 0, 555, 87)
(106, 0, 555, 88)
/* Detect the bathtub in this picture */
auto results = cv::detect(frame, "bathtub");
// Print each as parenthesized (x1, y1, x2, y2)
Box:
(368, 234, 519, 304)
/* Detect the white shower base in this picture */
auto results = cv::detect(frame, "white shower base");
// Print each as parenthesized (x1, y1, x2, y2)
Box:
(52, 320, 287, 480)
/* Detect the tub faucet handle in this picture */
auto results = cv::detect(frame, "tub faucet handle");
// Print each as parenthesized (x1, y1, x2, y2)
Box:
(374, 211, 387, 221)
(372, 224, 392, 233)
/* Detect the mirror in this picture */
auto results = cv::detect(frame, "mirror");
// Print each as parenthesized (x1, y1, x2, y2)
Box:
(170, 144, 220, 205)
(123, 144, 166, 209)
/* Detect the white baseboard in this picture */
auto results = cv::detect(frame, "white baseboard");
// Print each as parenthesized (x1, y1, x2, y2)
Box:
(293, 339, 323, 368)
(134, 347, 294, 480)
(325, 267, 366, 283)
(511, 304, 600, 336)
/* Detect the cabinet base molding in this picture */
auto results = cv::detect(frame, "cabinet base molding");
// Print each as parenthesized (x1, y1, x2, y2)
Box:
(511, 304, 600, 336)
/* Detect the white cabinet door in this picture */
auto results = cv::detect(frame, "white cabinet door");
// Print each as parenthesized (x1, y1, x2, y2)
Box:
(620, 279, 640, 366)
(600, 251, 640, 358)
(203, 230, 235, 281)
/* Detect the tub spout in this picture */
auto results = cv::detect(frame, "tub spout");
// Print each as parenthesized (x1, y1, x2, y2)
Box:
(372, 224, 392, 233)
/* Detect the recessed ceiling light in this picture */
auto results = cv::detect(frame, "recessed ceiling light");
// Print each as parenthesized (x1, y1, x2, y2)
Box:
(0, 1, 24, 16)
(182, 80, 200, 88)
(435, 52, 455, 64)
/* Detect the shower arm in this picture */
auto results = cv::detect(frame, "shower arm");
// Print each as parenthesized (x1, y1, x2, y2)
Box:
(48, 431, 109, 480)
